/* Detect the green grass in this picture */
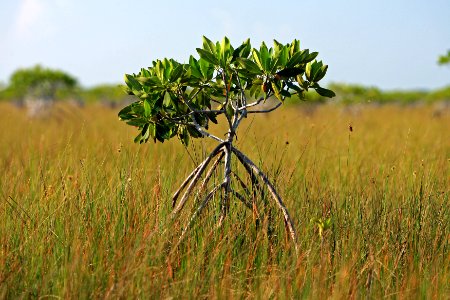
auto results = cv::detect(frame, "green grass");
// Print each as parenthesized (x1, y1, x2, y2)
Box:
(0, 102, 449, 298)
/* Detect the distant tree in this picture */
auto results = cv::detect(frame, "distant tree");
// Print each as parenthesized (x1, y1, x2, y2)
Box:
(8, 65, 77, 101)
(6, 65, 77, 116)
(119, 37, 335, 251)
(438, 50, 450, 66)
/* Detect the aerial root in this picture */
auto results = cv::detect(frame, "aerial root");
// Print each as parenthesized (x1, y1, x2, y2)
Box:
(171, 142, 226, 218)
(170, 143, 298, 254)
(174, 184, 222, 249)
(231, 146, 298, 254)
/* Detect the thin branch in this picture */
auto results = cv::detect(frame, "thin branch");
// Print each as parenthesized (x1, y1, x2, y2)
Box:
(239, 97, 264, 110)
(231, 146, 298, 253)
(194, 124, 225, 143)
(246, 102, 282, 114)
(171, 143, 225, 218)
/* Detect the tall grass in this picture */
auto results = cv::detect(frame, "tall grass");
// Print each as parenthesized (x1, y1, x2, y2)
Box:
(0, 102, 448, 298)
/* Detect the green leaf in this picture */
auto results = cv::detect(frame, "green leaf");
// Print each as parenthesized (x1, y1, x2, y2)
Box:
(249, 81, 262, 98)
(144, 100, 151, 117)
(220, 36, 231, 64)
(286, 82, 304, 94)
(118, 104, 133, 120)
(189, 56, 203, 79)
(170, 64, 184, 82)
(286, 51, 304, 68)
(237, 58, 262, 75)
(259, 42, 271, 72)
(199, 58, 213, 80)
(124, 74, 141, 91)
(179, 126, 190, 146)
(276, 67, 305, 78)
(271, 81, 282, 101)
(206, 112, 218, 124)
(187, 125, 202, 138)
(202, 36, 216, 54)
(252, 49, 264, 71)
(314, 65, 328, 82)
(163, 92, 172, 106)
(134, 132, 143, 143)
(196, 48, 219, 65)
(290, 39, 300, 56)
(305, 62, 312, 81)
(232, 38, 251, 60)
(305, 52, 319, 63)
(280, 89, 291, 98)
(314, 86, 336, 98)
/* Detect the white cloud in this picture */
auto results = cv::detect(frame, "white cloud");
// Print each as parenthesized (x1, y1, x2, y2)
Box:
(13, 0, 70, 40)
(15, 0, 46, 37)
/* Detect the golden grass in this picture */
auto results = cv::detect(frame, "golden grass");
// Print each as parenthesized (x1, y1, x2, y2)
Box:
(0, 102, 449, 298)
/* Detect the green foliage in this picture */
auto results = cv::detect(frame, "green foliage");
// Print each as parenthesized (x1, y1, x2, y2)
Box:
(119, 36, 335, 145)
(437, 50, 450, 66)
(81, 84, 131, 104)
(323, 83, 447, 104)
(5, 65, 77, 101)
(426, 85, 450, 102)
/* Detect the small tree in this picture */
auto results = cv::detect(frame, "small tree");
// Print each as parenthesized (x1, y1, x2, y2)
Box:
(119, 37, 335, 250)
(438, 50, 450, 66)
(7, 65, 77, 116)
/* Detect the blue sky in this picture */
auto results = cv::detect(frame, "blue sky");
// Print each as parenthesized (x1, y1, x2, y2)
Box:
(0, 0, 449, 90)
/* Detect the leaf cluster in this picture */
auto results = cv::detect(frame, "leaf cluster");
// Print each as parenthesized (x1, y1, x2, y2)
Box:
(119, 36, 335, 145)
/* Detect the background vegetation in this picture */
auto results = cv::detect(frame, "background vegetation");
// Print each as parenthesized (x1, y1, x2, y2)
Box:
(0, 101, 448, 298)
(1, 65, 450, 106)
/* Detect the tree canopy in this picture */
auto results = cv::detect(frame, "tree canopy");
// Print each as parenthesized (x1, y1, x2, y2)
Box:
(119, 36, 335, 146)
(6, 65, 78, 101)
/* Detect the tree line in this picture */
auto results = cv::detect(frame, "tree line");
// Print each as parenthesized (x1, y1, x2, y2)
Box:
(0, 64, 448, 105)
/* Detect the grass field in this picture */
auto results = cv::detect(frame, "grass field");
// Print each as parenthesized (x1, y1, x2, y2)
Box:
(0, 102, 449, 298)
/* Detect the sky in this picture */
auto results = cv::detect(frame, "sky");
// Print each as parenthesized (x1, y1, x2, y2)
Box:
(0, 0, 449, 90)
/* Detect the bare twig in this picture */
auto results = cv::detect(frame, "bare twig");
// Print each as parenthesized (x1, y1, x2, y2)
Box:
(239, 97, 264, 110)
